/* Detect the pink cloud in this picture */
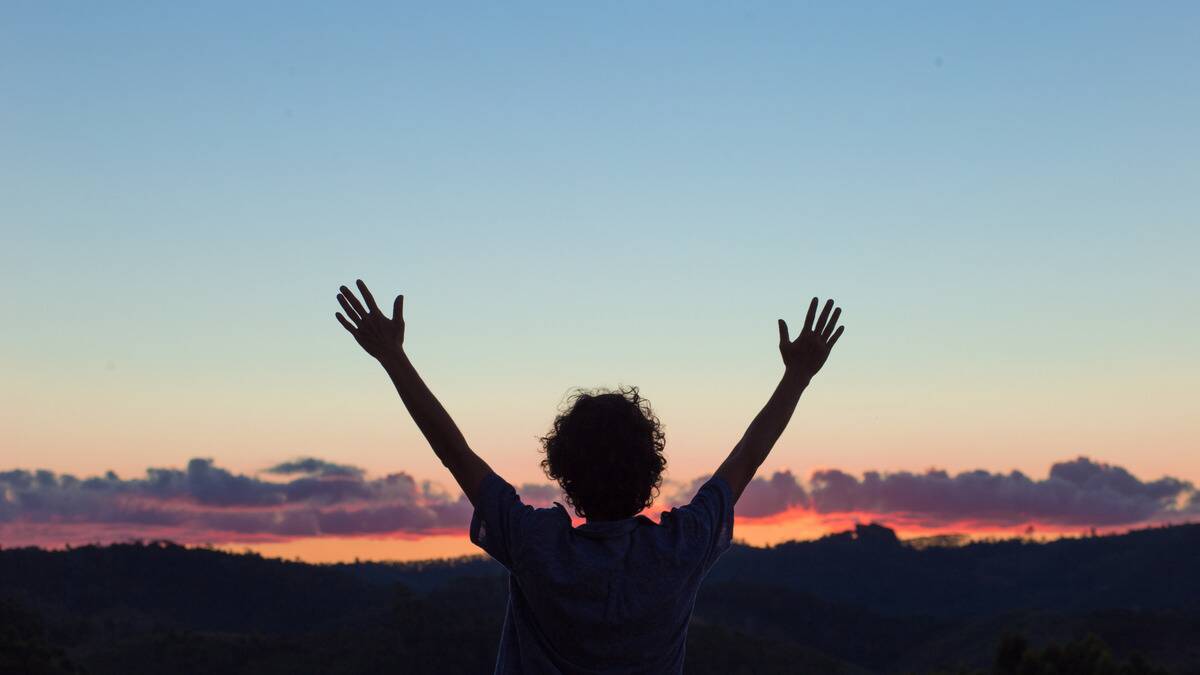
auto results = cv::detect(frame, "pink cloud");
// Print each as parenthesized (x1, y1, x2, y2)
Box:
(1, 456, 1194, 548)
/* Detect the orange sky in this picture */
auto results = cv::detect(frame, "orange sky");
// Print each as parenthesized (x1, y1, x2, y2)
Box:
(229, 511, 1169, 564)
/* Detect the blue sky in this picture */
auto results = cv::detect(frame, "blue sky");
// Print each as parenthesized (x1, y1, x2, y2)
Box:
(2, 2, 1197, 496)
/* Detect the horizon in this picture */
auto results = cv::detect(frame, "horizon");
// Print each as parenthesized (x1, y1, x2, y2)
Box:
(8, 513, 1192, 567)
(3, 452, 1196, 562)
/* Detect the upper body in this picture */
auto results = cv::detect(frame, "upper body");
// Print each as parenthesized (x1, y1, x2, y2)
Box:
(470, 471, 735, 674)
(334, 281, 843, 673)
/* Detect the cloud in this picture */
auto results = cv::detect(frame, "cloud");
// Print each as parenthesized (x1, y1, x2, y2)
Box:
(512, 483, 565, 508)
(265, 457, 364, 479)
(808, 457, 1194, 527)
(669, 471, 809, 518)
(0, 458, 471, 546)
(738, 470, 811, 517)
(0, 456, 1195, 547)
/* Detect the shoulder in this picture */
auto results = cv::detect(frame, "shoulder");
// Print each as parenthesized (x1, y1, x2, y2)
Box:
(471, 473, 572, 569)
(514, 490, 573, 537)
(666, 475, 734, 517)
(659, 475, 735, 539)
(532, 501, 572, 527)
(701, 474, 734, 501)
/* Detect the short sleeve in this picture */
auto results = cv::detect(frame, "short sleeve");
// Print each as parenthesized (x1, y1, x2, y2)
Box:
(469, 471, 534, 570)
(673, 475, 735, 569)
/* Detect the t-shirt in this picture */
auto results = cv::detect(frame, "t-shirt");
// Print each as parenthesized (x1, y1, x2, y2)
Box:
(469, 471, 735, 674)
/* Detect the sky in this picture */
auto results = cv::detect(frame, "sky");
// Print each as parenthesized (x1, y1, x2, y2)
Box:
(2, 2, 1198, 562)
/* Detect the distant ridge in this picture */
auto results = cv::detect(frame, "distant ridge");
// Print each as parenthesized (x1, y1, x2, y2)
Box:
(2, 522, 1196, 673)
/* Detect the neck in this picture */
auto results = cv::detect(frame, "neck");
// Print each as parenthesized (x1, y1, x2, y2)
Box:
(585, 514, 631, 524)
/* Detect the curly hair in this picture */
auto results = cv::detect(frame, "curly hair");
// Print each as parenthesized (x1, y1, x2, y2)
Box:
(538, 385, 667, 521)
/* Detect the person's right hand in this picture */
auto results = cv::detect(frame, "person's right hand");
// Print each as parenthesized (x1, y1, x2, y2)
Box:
(777, 298, 844, 380)
(335, 279, 406, 362)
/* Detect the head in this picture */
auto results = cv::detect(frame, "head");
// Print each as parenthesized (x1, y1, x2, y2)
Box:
(538, 385, 667, 521)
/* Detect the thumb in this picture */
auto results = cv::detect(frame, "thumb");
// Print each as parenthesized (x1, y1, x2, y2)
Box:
(777, 319, 789, 345)
(393, 294, 404, 319)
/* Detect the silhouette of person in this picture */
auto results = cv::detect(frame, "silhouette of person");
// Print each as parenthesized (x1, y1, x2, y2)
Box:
(336, 281, 844, 674)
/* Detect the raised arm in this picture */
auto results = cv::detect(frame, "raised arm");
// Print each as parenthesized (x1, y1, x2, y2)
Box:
(335, 280, 493, 507)
(715, 297, 844, 503)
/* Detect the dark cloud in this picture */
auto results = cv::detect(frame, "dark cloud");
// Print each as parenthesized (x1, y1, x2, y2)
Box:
(670, 471, 809, 518)
(512, 483, 564, 508)
(265, 457, 364, 479)
(1186, 490, 1200, 514)
(739, 470, 810, 517)
(1048, 457, 1189, 502)
(808, 457, 1194, 527)
(0, 458, 470, 545)
(1, 456, 1194, 547)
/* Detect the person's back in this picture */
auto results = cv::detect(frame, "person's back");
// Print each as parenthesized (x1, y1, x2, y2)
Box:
(472, 466, 734, 673)
(333, 281, 843, 673)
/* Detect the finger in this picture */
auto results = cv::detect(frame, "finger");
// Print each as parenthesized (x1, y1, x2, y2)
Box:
(822, 307, 842, 339)
(339, 285, 368, 319)
(777, 319, 789, 345)
(804, 297, 818, 333)
(814, 299, 834, 335)
(337, 293, 362, 324)
(335, 312, 357, 334)
(356, 279, 380, 314)
(827, 325, 845, 349)
(393, 294, 404, 320)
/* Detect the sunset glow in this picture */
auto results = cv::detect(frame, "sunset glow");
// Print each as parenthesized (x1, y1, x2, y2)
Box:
(2, 3, 1197, 564)
(3, 454, 1194, 562)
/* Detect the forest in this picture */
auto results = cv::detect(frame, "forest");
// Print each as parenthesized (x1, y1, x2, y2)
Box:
(2, 522, 1197, 674)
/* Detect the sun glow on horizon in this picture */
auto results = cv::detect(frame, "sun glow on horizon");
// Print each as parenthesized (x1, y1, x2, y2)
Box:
(208, 513, 1197, 564)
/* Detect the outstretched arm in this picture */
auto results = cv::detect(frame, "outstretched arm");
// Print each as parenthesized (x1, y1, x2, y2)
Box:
(715, 297, 844, 503)
(335, 280, 493, 507)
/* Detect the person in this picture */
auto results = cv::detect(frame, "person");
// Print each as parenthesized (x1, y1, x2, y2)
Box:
(335, 281, 844, 674)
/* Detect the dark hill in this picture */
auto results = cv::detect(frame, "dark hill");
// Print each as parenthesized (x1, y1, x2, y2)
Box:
(705, 522, 1200, 617)
(1, 522, 1196, 674)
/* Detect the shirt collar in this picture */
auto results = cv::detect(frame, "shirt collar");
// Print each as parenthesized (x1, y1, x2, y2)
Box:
(573, 514, 655, 539)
